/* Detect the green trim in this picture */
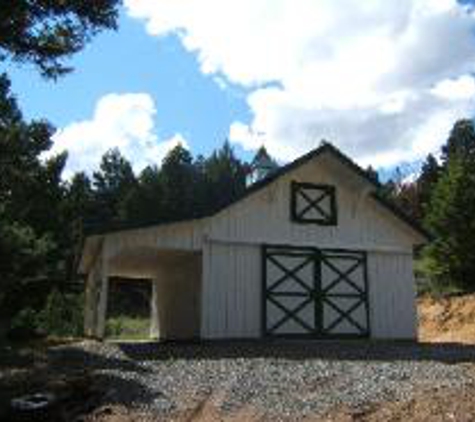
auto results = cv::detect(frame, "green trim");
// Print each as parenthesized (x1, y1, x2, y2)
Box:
(324, 293, 365, 298)
(321, 257, 364, 294)
(314, 247, 323, 335)
(262, 244, 318, 336)
(261, 244, 266, 338)
(320, 249, 369, 336)
(262, 244, 370, 339)
(267, 295, 315, 333)
(266, 254, 314, 293)
(270, 291, 312, 297)
(291, 181, 338, 225)
(322, 297, 367, 334)
(363, 251, 372, 336)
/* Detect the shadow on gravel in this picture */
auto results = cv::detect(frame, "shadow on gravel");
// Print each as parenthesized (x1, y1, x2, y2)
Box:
(0, 344, 155, 421)
(116, 340, 475, 364)
(47, 346, 147, 373)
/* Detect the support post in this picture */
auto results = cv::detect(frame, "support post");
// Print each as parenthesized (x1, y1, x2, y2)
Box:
(150, 278, 160, 339)
(95, 252, 109, 340)
(84, 270, 95, 337)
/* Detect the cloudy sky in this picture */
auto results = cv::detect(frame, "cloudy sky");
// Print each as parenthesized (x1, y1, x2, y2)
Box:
(8, 0, 475, 176)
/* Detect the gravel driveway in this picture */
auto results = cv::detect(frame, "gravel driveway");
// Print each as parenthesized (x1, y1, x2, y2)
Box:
(48, 340, 475, 420)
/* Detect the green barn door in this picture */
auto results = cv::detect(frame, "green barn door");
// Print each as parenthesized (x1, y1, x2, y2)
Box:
(262, 245, 369, 338)
(319, 250, 370, 337)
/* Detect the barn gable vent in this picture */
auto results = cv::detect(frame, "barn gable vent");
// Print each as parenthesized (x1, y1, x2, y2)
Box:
(291, 181, 338, 225)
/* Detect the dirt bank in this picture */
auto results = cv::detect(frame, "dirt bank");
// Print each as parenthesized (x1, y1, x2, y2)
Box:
(418, 293, 475, 344)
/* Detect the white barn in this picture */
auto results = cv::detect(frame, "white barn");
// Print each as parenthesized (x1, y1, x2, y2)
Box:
(79, 143, 428, 341)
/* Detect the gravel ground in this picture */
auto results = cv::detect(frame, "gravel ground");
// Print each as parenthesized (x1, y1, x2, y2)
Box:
(47, 340, 475, 420)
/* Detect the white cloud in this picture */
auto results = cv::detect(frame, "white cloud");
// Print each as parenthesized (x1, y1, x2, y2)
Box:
(50, 93, 188, 177)
(431, 75, 475, 100)
(125, 0, 475, 167)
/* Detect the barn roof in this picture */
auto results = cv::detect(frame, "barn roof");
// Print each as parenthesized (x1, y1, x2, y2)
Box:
(85, 142, 431, 241)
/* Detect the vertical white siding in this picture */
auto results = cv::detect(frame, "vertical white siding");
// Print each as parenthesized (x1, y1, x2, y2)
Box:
(206, 157, 421, 250)
(367, 252, 417, 339)
(201, 242, 261, 339)
(200, 154, 420, 340)
(202, 244, 417, 340)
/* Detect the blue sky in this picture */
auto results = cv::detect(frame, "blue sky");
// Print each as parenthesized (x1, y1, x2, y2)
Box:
(9, 11, 253, 163)
(6, 1, 475, 178)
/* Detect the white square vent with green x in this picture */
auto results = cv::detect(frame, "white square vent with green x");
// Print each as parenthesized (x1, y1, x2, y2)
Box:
(290, 181, 337, 225)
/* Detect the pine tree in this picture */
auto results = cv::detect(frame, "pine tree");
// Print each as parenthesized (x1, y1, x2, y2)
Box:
(395, 183, 420, 221)
(204, 140, 248, 213)
(160, 144, 198, 221)
(441, 119, 475, 165)
(0, 0, 120, 320)
(62, 172, 95, 277)
(0, 75, 64, 315)
(123, 165, 166, 224)
(425, 119, 475, 289)
(1, 1, 120, 79)
(92, 148, 137, 225)
(417, 153, 441, 220)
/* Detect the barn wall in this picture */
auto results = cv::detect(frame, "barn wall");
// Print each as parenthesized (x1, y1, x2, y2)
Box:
(201, 153, 419, 340)
(201, 243, 417, 340)
(79, 219, 206, 276)
(206, 155, 421, 250)
(367, 252, 417, 339)
(201, 242, 261, 338)
(103, 219, 205, 260)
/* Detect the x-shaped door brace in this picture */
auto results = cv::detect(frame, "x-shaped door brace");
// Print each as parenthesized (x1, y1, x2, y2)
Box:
(267, 294, 315, 333)
(322, 297, 367, 334)
(263, 245, 369, 337)
(266, 254, 314, 293)
(321, 256, 364, 295)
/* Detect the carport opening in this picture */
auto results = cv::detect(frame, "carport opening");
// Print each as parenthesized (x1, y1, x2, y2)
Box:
(104, 249, 203, 341)
(105, 277, 151, 341)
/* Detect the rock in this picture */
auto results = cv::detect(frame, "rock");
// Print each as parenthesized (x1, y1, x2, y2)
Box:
(9, 392, 57, 421)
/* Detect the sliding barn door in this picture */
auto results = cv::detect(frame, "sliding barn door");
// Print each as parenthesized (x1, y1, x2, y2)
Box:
(262, 245, 369, 338)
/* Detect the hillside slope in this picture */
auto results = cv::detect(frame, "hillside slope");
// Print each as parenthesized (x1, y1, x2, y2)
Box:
(418, 293, 475, 343)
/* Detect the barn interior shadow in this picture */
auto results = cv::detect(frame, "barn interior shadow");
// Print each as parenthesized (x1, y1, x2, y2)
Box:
(116, 339, 475, 364)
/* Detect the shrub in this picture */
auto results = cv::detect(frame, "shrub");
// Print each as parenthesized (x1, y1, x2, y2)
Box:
(415, 251, 463, 297)
(8, 308, 41, 341)
(36, 289, 84, 337)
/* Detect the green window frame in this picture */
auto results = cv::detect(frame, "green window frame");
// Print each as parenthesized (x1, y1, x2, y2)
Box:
(290, 181, 337, 225)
